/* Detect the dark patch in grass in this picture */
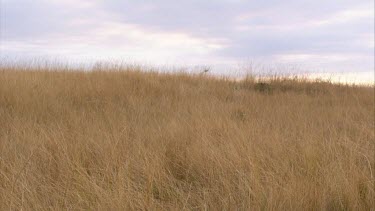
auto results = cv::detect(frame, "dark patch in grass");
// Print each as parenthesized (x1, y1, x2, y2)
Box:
(254, 82, 273, 94)
(232, 110, 246, 122)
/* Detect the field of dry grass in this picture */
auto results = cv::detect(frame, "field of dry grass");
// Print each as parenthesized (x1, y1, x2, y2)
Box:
(0, 65, 374, 210)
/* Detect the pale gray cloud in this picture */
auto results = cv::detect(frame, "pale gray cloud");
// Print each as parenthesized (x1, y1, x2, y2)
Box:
(0, 0, 373, 75)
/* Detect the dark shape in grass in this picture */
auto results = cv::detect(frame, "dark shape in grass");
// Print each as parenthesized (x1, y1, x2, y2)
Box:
(254, 82, 273, 94)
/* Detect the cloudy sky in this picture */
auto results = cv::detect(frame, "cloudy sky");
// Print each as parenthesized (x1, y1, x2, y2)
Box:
(0, 0, 374, 76)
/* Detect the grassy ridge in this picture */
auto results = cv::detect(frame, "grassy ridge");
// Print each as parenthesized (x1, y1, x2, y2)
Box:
(0, 67, 374, 210)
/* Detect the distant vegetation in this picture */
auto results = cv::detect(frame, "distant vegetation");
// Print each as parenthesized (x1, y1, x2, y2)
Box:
(0, 65, 374, 210)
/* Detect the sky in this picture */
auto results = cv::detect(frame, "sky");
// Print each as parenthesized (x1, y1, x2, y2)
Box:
(0, 0, 374, 79)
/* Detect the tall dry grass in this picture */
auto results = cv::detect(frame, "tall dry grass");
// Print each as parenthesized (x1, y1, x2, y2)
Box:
(0, 65, 374, 210)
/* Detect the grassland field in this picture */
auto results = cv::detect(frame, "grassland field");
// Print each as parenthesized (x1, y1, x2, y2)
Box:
(0, 65, 374, 210)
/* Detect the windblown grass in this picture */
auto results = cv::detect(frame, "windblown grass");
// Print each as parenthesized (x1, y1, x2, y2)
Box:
(0, 65, 374, 210)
